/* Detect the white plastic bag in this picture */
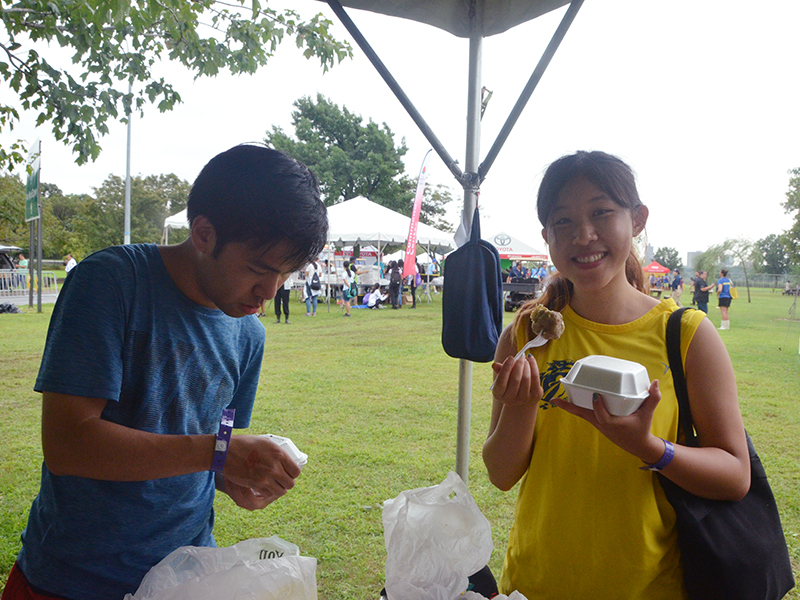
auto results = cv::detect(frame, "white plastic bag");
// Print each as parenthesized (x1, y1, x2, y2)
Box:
(382, 471, 494, 600)
(461, 592, 528, 600)
(124, 536, 317, 600)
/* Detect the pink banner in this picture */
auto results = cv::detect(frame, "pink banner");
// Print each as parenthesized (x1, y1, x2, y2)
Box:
(403, 149, 432, 278)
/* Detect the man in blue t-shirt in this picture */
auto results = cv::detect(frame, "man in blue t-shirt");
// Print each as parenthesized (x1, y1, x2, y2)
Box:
(3, 146, 328, 600)
(670, 268, 683, 307)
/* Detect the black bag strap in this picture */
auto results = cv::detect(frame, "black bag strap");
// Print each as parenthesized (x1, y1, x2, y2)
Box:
(666, 307, 699, 447)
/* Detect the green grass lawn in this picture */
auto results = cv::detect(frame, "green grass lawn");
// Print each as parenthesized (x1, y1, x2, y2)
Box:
(1, 288, 798, 599)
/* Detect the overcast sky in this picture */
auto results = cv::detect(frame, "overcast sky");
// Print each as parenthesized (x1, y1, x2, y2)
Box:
(4, 0, 799, 263)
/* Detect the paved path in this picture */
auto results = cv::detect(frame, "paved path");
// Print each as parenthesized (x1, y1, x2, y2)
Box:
(0, 292, 59, 306)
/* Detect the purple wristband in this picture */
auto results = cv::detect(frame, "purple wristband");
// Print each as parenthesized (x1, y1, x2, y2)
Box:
(210, 408, 235, 473)
(640, 439, 675, 472)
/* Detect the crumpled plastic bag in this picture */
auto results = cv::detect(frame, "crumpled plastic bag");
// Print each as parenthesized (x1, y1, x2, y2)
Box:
(124, 536, 316, 600)
(382, 471, 494, 600)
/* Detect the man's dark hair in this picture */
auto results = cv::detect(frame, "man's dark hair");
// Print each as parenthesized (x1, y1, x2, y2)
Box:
(187, 144, 328, 268)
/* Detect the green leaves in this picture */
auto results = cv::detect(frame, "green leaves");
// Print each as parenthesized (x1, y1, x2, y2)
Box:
(0, 0, 352, 170)
(264, 93, 456, 231)
(267, 93, 411, 209)
(781, 168, 800, 269)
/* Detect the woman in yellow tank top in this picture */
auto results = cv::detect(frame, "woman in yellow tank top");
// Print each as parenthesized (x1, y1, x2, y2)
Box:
(483, 151, 750, 600)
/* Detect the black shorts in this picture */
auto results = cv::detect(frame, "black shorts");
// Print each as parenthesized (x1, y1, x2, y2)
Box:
(718, 297, 731, 308)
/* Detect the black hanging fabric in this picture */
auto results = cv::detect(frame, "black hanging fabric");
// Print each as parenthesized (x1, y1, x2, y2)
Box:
(441, 206, 503, 363)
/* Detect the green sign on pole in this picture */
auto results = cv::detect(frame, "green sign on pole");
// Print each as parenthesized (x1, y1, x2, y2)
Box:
(25, 139, 41, 222)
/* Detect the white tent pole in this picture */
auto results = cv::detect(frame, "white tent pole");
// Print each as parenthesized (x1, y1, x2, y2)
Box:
(455, 20, 484, 486)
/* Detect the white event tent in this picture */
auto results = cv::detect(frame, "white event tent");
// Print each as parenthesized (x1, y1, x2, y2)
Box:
(162, 209, 189, 244)
(326, 196, 454, 254)
(486, 231, 548, 261)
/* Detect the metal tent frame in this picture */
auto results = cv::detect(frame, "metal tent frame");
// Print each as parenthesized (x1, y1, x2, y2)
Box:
(320, 0, 585, 483)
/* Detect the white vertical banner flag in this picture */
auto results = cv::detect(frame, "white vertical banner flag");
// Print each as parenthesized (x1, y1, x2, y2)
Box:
(402, 149, 432, 279)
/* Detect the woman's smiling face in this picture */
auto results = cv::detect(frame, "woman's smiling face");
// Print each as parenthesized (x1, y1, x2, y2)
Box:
(543, 176, 647, 294)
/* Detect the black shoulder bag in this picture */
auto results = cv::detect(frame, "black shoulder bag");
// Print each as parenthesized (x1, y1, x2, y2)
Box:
(662, 308, 794, 600)
(441, 206, 503, 363)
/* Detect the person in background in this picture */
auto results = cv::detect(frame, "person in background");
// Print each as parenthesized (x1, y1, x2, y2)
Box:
(64, 254, 77, 273)
(508, 260, 525, 281)
(692, 270, 714, 314)
(341, 260, 354, 317)
(304, 261, 321, 317)
(408, 261, 421, 309)
(388, 260, 402, 309)
(484, 150, 748, 599)
(1, 145, 328, 600)
(716, 269, 734, 330)
(273, 273, 292, 324)
(367, 283, 387, 308)
(15, 253, 28, 290)
(670, 268, 683, 306)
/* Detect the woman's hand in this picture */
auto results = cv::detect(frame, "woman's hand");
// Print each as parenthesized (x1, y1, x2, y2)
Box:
(550, 380, 666, 464)
(491, 354, 542, 407)
(484, 325, 544, 491)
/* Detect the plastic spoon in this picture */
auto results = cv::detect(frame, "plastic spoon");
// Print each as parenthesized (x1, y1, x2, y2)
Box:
(489, 334, 548, 390)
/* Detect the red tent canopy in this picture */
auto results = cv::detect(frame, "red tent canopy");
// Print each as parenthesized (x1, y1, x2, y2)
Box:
(643, 260, 670, 274)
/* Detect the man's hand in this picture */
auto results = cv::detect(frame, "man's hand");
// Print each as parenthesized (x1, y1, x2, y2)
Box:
(216, 475, 279, 510)
(221, 435, 301, 505)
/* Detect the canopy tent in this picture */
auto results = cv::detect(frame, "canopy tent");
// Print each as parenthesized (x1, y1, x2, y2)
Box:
(326, 196, 454, 252)
(383, 250, 438, 265)
(318, 0, 584, 483)
(643, 260, 670, 274)
(162, 209, 190, 244)
(486, 232, 548, 261)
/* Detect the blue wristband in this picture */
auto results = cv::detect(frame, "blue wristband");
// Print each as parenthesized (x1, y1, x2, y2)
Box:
(640, 439, 675, 472)
(210, 408, 235, 473)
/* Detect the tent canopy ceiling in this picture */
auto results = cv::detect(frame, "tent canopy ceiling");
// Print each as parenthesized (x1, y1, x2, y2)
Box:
(319, 0, 570, 38)
(327, 196, 454, 251)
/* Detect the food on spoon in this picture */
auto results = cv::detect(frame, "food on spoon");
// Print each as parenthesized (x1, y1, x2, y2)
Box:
(529, 304, 565, 340)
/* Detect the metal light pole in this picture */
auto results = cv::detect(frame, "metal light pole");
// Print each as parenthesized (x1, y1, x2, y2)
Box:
(124, 80, 132, 245)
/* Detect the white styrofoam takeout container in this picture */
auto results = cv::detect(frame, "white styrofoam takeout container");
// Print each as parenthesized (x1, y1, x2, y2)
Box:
(559, 355, 650, 417)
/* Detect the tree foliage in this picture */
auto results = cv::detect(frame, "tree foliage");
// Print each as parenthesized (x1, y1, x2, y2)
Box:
(697, 238, 754, 302)
(782, 167, 800, 267)
(2, 173, 191, 258)
(653, 246, 682, 272)
(75, 173, 191, 253)
(420, 183, 455, 233)
(0, 172, 25, 243)
(751, 233, 790, 274)
(0, 1, 352, 169)
(266, 93, 413, 210)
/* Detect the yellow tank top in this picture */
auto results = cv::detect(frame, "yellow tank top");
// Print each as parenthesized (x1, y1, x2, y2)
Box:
(499, 299, 705, 600)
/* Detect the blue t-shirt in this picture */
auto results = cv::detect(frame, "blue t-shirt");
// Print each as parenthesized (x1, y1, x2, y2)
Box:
(19, 244, 265, 600)
(717, 277, 733, 299)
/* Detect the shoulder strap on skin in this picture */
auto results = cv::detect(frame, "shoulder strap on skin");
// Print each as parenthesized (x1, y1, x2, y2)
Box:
(666, 307, 699, 447)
